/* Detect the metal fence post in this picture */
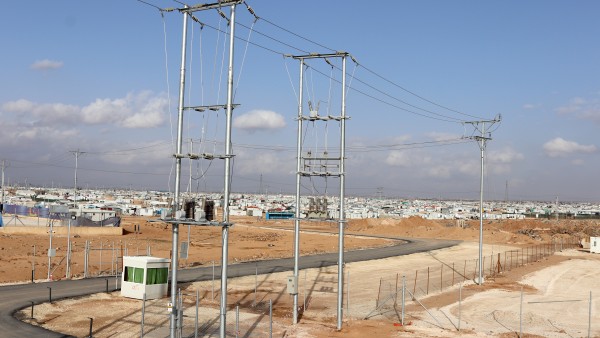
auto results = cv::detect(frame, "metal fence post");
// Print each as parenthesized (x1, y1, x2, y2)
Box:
(88, 317, 93, 338)
(254, 262, 258, 307)
(452, 262, 455, 285)
(48, 287, 52, 303)
(458, 283, 462, 331)
(401, 275, 405, 326)
(588, 291, 592, 338)
(235, 304, 239, 338)
(394, 273, 399, 306)
(426, 267, 430, 295)
(519, 286, 523, 338)
(84, 240, 89, 278)
(32, 245, 36, 283)
(440, 264, 443, 292)
(195, 289, 199, 338)
(100, 242, 103, 276)
(413, 270, 418, 298)
(269, 299, 273, 338)
(304, 269, 307, 311)
(141, 293, 146, 337)
(347, 270, 350, 316)
(178, 289, 183, 337)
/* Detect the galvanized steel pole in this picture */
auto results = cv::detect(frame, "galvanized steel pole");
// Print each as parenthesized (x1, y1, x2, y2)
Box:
(1, 160, 5, 208)
(220, 4, 237, 337)
(466, 116, 500, 285)
(477, 122, 485, 285)
(170, 6, 188, 337)
(336, 55, 347, 330)
(292, 58, 304, 325)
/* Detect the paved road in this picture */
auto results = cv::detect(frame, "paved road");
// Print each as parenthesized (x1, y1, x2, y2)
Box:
(0, 236, 459, 337)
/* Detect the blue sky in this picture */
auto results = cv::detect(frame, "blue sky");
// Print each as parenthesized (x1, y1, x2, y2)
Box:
(1, 1, 599, 202)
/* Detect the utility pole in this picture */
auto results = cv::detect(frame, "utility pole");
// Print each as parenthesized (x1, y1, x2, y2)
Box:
(67, 150, 84, 279)
(288, 52, 351, 330)
(169, 5, 189, 337)
(70, 150, 85, 208)
(555, 195, 559, 221)
(465, 115, 500, 285)
(188, 138, 194, 195)
(166, 3, 243, 338)
(1, 160, 7, 213)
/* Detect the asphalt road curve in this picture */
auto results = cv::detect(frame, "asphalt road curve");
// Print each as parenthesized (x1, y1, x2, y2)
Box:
(0, 236, 459, 337)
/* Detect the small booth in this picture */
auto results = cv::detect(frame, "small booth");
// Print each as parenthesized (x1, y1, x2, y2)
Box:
(591, 237, 600, 254)
(121, 256, 170, 300)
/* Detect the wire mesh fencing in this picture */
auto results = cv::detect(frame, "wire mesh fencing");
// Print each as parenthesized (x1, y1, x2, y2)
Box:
(137, 289, 278, 338)
(365, 238, 580, 322)
(405, 239, 580, 300)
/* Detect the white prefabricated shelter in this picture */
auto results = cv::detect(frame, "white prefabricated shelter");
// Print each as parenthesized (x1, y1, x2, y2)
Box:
(121, 256, 170, 300)
(591, 237, 600, 254)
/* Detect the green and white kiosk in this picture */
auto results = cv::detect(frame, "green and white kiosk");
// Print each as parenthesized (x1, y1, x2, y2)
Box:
(121, 256, 170, 300)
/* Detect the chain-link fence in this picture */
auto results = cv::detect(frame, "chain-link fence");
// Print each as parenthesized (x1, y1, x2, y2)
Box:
(136, 289, 279, 338)
(366, 238, 580, 322)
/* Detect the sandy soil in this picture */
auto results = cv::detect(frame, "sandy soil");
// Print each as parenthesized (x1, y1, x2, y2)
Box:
(0, 215, 395, 284)
(6, 217, 600, 337)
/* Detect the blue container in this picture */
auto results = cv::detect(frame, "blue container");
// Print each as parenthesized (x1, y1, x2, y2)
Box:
(39, 207, 50, 218)
(4, 204, 17, 214)
(16, 205, 28, 216)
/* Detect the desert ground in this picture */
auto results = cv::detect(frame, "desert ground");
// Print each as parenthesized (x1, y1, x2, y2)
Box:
(4, 215, 600, 337)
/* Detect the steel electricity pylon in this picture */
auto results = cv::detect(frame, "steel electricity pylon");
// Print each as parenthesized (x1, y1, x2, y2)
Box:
(166, 2, 242, 338)
(465, 115, 501, 285)
(287, 52, 350, 330)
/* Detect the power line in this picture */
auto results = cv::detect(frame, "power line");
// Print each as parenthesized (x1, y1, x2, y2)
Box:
(236, 20, 309, 54)
(177, 9, 475, 123)
(305, 64, 463, 123)
(135, 0, 165, 11)
(244, 11, 477, 120)
(259, 17, 337, 53)
(3, 159, 170, 176)
(326, 62, 468, 122)
(358, 64, 484, 120)
(84, 141, 173, 155)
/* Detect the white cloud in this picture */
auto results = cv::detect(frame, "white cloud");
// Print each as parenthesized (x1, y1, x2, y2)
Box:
(122, 110, 165, 128)
(486, 147, 524, 175)
(0, 119, 79, 146)
(2, 99, 80, 124)
(81, 92, 166, 128)
(233, 110, 286, 131)
(425, 165, 452, 178)
(3, 92, 167, 129)
(556, 96, 600, 123)
(2, 99, 35, 112)
(522, 103, 538, 109)
(457, 159, 479, 176)
(425, 132, 462, 142)
(236, 151, 293, 175)
(389, 135, 412, 143)
(384, 150, 412, 167)
(82, 97, 129, 124)
(30, 59, 64, 71)
(100, 142, 171, 165)
(543, 137, 597, 157)
(488, 147, 524, 164)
